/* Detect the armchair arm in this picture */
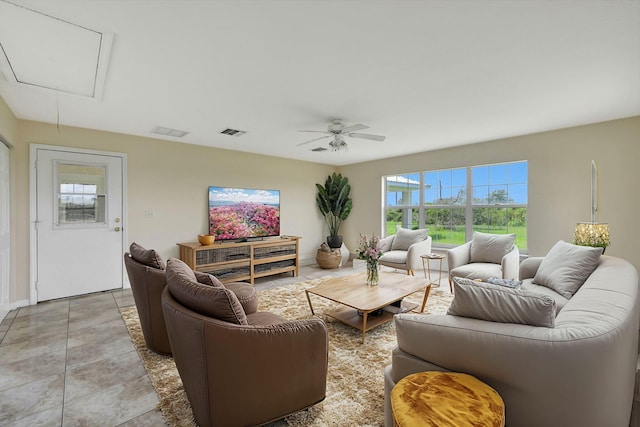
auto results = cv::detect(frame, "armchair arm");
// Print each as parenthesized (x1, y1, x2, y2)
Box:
(379, 235, 395, 253)
(406, 236, 432, 271)
(519, 256, 544, 280)
(501, 245, 520, 280)
(447, 241, 472, 273)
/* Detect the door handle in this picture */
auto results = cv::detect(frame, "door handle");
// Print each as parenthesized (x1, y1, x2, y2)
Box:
(114, 227, 121, 232)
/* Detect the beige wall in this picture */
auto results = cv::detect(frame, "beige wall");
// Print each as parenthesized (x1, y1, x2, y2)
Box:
(12, 120, 335, 302)
(2, 103, 639, 304)
(0, 96, 18, 306)
(340, 116, 640, 273)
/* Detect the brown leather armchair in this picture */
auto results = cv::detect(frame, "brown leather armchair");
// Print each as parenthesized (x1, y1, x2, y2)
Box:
(162, 258, 329, 427)
(124, 245, 172, 355)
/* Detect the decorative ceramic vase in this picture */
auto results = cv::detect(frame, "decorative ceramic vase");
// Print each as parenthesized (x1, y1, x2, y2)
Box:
(198, 234, 215, 245)
(366, 261, 379, 286)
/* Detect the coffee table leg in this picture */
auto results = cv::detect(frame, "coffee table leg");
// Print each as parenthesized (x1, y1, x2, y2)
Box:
(305, 290, 315, 316)
(361, 312, 369, 344)
(420, 284, 432, 313)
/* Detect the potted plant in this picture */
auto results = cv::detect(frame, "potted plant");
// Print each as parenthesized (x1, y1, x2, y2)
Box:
(316, 172, 352, 248)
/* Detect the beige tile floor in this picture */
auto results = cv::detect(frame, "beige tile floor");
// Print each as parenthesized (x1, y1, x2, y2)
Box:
(0, 262, 382, 426)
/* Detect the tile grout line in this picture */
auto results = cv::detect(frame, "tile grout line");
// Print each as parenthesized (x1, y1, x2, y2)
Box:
(60, 298, 71, 427)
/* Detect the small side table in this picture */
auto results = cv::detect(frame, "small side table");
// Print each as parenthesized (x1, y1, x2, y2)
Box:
(391, 371, 505, 427)
(421, 253, 445, 287)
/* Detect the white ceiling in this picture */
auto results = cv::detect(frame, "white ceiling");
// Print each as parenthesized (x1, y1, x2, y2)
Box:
(0, 0, 638, 166)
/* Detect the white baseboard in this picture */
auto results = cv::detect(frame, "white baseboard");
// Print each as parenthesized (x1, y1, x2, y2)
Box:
(10, 299, 30, 310)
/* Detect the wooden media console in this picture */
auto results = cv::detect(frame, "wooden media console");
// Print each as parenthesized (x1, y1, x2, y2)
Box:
(177, 236, 300, 284)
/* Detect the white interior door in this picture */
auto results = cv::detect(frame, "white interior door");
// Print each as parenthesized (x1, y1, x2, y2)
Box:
(34, 147, 125, 302)
(0, 142, 9, 318)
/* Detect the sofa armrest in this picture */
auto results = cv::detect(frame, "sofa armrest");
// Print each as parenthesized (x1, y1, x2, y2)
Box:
(447, 241, 471, 273)
(501, 245, 520, 280)
(519, 256, 544, 280)
(406, 236, 432, 271)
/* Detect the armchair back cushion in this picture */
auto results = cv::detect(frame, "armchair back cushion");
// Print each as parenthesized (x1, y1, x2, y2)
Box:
(391, 227, 428, 251)
(166, 258, 247, 325)
(533, 240, 603, 298)
(469, 232, 515, 264)
(130, 242, 166, 270)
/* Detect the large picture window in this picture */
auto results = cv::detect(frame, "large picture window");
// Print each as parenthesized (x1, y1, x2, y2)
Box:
(384, 161, 527, 250)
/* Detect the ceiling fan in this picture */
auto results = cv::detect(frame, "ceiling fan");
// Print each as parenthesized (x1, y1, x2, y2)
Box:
(297, 119, 386, 151)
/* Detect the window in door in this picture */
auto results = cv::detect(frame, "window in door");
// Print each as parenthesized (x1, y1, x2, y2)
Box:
(56, 163, 107, 226)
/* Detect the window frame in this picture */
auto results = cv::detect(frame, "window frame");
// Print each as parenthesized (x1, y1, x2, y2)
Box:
(384, 161, 528, 251)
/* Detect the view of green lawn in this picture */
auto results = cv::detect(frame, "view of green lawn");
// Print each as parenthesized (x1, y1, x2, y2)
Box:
(386, 221, 527, 249)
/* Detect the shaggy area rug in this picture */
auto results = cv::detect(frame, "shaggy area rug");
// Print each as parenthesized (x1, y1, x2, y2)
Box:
(121, 276, 453, 427)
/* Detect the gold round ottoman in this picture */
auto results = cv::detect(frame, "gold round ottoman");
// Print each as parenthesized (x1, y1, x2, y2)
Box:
(391, 371, 505, 427)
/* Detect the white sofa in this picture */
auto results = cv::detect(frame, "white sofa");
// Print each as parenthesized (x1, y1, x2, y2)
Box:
(384, 254, 640, 427)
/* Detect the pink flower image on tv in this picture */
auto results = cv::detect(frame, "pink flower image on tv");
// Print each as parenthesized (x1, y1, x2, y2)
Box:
(208, 187, 280, 240)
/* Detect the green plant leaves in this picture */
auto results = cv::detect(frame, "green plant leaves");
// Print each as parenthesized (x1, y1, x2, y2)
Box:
(316, 173, 352, 237)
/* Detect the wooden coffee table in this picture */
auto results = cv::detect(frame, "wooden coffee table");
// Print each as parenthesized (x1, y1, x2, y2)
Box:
(305, 272, 431, 343)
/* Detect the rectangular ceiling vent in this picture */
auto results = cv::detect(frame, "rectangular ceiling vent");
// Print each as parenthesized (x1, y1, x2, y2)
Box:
(152, 126, 189, 138)
(219, 128, 246, 137)
(311, 147, 328, 152)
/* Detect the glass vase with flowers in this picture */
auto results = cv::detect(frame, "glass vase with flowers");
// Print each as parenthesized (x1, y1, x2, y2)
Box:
(357, 234, 382, 286)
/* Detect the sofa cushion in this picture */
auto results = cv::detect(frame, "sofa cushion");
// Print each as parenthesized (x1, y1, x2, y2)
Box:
(391, 228, 428, 251)
(533, 240, 603, 299)
(130, 242, 165, 270)
(166, 258, 247, 325)
(469, 232, 515, 264)
(520, 281, 570, 312)
(448, 277, 556, 327)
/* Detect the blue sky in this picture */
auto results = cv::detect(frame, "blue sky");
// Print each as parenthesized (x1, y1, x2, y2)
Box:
(386, 161, 528, 207)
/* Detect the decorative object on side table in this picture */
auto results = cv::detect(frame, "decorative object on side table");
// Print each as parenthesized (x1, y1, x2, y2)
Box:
(316, 172, 352, 248)
(573, 160, 610, 253)
(574, 222, 610, 252)
(316, 242, 341, 269)
(197, 234, 215, 245)
(357, 234, 382, 286)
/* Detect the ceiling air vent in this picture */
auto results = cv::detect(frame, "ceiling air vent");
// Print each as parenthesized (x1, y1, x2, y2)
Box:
(311, 147, 328, 152)
(220, 128, 246, 137)
(152, 126, 189, 137)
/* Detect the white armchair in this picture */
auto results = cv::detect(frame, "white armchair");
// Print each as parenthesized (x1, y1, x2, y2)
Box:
(447, 231, 519, 291)
(378, 228, 432, 276)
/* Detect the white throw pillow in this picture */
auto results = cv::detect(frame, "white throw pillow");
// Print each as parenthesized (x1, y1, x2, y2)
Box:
(469, 232, 516, 264)
(390, 227, 428, 251)
(533, 240, 603, 299)
(448, 277, 556, 327)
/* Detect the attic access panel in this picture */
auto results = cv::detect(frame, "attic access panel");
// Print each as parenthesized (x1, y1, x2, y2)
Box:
(0, 1, 112, 98)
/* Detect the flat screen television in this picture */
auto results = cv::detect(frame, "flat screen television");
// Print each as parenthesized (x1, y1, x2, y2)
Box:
(208, 186, 280, 241)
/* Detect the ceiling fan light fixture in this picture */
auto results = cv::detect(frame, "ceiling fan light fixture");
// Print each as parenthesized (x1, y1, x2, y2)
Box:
(329, 136, 348, 152)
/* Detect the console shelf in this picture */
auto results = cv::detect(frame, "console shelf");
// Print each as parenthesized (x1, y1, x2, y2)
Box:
(177, 236, 300, 285)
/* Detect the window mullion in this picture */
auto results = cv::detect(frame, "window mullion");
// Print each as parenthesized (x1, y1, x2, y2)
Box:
(465, 166, 473, 242)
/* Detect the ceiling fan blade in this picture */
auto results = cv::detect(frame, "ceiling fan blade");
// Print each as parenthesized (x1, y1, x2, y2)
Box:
(348, 132, 386, 142)
(340, 123, 368, 133)
(296, 135, 330, 146)
(298, 130, 329, 134)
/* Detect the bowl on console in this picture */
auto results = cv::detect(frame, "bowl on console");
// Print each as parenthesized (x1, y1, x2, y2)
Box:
(198, 234, 215, 245)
